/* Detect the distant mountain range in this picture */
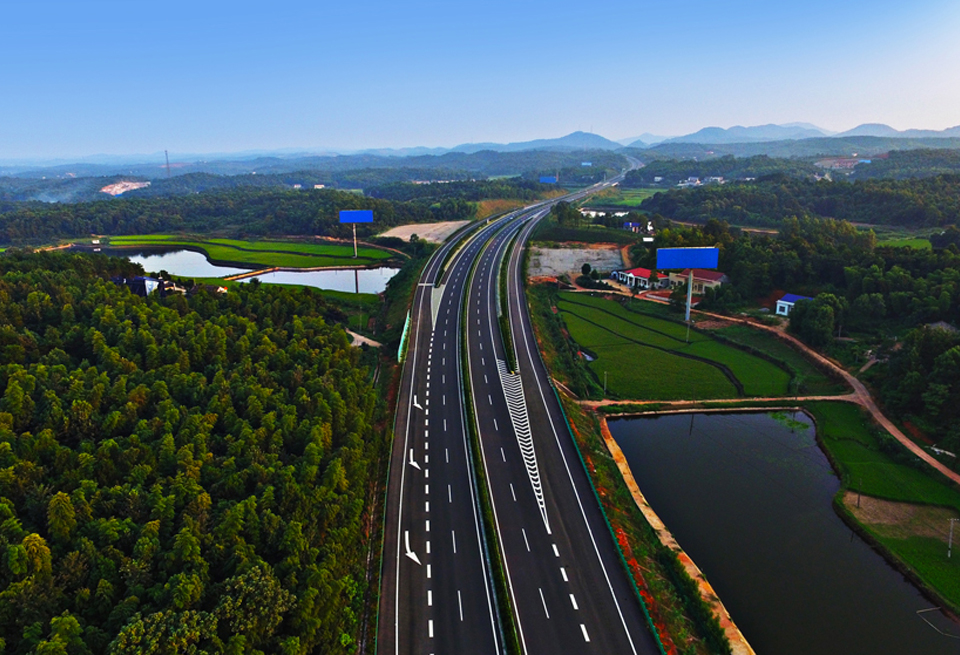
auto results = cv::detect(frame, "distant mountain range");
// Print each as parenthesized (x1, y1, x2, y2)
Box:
(5, 123, 960, 180)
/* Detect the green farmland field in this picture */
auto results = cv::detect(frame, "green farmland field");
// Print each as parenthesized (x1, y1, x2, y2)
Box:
(557, 292, 791, 400)
(107, 235, 394, 268)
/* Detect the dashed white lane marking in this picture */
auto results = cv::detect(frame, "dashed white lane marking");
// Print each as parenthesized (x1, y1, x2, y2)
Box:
(481, 357, 485, 365)
(444, 419, 447, 431)
(427, 564, 432, 578)
(425, 484, 430, 495)
(484, 374, 488, 383)
(452, 530, 457, 553)
(510, 483, 517, 501)
(522, 528, 531, 552)
(458, 590, 464, 621)
(425, 501, 430, 512)
(552, 544, 560, 557)
(539, 588, 550, 619)
(428, 589, 433, 606)
(488, 395, 493, 405)
(500, 447, 506, 462)
(426, 540, 431, 554)
(443, 396, 446, 406)
(561, 567, 568, 582)
(570, 594, 579, 610)
(429, 619, 434, 638)
(493, 418, 498, 431)
(580, 624, 590, 642)
(426, 520, 431, 532)
(445, 448, 449, 463)
(448, 485, 452, 503)
(425, 441, 429, 451)
(425, 455, 429, 464)
(497, 359, 550, 533)
(442, 375, 445, 384)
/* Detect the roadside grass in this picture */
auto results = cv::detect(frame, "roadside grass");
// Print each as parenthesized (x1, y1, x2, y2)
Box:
(531, 215, 638, 245)
(558, 293, 790, 398)
(108, 234, 392, 267)
(808, 401, 960, 612)
(713, 324, 847, 396)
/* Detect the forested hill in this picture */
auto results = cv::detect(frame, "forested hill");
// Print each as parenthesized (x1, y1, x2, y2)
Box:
(0, 188, 435, 245)
(640, 175, 960, 228)
(0, 251, 384, 653)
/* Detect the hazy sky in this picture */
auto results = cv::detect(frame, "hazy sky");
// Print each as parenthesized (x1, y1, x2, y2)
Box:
(3, 0, 960, 159)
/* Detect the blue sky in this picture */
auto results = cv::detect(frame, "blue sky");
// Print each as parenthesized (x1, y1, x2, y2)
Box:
(3, 0, 959, 159)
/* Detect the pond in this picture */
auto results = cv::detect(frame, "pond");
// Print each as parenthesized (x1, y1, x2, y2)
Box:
(609, 411, 960, 655)
(122, 248, 398, 294)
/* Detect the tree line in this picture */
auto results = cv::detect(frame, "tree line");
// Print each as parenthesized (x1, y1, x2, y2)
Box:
(0, 251, 385, 653)
(639, 173, 960, 228)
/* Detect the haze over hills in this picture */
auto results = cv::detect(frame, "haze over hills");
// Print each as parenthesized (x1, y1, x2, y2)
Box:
(5, 123, 960, 181)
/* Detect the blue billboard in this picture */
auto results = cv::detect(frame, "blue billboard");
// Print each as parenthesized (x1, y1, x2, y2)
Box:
(539, 176, 558, 184)
(656, 247, 719, 270)
(339, 209, 374, 223)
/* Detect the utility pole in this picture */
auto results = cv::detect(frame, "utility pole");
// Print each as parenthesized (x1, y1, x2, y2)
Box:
(950, 519, 958, 558)
(352, 223, 358, 258)
(603, 371, 607, 395)
(165, 150, 171, 178)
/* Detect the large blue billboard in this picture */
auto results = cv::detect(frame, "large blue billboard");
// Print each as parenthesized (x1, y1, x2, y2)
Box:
(656, 247, 719, 270)
(539, 176, 558, 184)
(339, 209, 374, 223)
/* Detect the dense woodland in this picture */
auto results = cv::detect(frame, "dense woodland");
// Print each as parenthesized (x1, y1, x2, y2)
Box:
(0, 251, 385, 653)
(639, 174, 960, 228)
(622, 155, 820, 186)
(0, 189, 438, 245)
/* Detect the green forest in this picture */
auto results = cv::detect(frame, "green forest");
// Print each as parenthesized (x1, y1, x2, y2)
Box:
(638, 174, 960, 228)
(0, 188, 436, 246)
(0, 251, 386, 654)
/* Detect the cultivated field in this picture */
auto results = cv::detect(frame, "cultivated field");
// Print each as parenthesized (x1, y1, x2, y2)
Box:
(107, 235, 393, 268)
(557, 293, 791, 400)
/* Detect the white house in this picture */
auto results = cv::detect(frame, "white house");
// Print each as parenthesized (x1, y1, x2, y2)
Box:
(613, 267, 664, 290)
(776, 293, 813, 316)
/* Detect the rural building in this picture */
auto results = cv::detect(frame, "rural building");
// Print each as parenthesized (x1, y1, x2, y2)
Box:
(613, 267, 665, 290)
(776, 293, 813, 316)
(623, 221, 642, 233)
(667, 268, 728, 294)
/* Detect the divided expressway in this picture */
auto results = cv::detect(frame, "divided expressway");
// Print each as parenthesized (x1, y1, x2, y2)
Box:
(378, 169, 660, 655)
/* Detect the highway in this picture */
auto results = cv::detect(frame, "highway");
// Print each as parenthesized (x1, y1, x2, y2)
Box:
(378, 165, 659, 655)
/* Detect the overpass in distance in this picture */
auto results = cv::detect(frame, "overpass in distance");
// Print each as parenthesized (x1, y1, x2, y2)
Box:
(377, 161, 662, 655)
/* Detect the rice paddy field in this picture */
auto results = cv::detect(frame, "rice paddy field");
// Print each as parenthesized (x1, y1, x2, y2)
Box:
(107, 235, 394, 268)
(556, 292, 791, 400)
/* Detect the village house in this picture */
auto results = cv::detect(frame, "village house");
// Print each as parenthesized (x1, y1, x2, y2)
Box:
(612, 267, 665, 290)
(776, 293, 813, 316)
(667, 268, 728, 294)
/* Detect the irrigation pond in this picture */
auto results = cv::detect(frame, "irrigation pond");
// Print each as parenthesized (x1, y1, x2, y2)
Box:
(609, 411, 960, 655)
(123, 249, 399, 294)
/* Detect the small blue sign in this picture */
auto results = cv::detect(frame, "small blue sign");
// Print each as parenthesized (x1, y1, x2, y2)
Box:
(339, 209, 374, 223)
(656, 247, 719, 270)
(539, 176, 558, 184)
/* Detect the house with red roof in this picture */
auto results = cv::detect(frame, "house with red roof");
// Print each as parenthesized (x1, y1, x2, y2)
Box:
(667, 268, 729, 294)
(612, 267, 665, 290)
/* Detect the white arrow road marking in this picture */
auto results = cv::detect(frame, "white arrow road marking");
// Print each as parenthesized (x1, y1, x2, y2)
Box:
(409, 449, 421, 470)
(413, 395, 423, 410)
(404, 531, 421, 565)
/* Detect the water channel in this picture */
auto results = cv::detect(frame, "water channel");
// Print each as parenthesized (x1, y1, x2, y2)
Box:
(608, 411, 960, 655)
(121, 249, 399, 294)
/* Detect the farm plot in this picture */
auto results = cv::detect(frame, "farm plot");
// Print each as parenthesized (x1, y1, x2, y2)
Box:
(557, 292, 791, 399)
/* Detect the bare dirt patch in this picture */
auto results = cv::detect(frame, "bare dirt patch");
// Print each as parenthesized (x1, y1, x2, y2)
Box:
(843, 491, 959, 541)
(378, 221, 470, 244)
(528, 245, 624, 278)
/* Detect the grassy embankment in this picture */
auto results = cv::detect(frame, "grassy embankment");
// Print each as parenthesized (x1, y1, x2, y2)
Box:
(556, 292, 792, 400)
(107, 234, 394, 268)
(806, 401, 960, 613)
(531, 214, 639, 245)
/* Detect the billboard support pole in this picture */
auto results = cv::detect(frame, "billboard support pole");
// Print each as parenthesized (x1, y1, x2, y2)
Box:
(353, 223, 358, 258)
(685, 269, 694, 323)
